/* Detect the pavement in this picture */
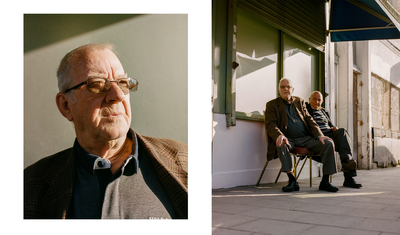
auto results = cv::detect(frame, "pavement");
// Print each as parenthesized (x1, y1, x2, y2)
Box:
(212, 167, 400, 235)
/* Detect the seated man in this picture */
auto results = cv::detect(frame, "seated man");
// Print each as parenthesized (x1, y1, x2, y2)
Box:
(24, 44, 188, 219)
(306, 91, 361, 188)
(265, 78, 339, 193)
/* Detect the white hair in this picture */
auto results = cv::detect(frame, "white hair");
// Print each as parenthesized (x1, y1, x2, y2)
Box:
(56, 43, 115, 102)
(279, 78, 293, 87)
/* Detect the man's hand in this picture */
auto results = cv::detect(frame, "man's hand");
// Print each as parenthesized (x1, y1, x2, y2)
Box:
(331, 126, 338, 132)
(318, 135, 332, 145)
(276, 135, 289, 147)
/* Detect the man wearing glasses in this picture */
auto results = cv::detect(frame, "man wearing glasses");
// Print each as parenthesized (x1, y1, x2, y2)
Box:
(24, 43, 188, 219)
(265, 78, 340, 193)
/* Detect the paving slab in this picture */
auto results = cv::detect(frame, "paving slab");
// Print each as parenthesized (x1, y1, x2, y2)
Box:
(231, 218, 315, 235)
(345, 208, 400, 220)
(212, 227, 253, 235)
(352, 218, 400, 234)
(213, 167, 400, 235)
(297, 225, 381, 235)
(213, 211, 259, 228)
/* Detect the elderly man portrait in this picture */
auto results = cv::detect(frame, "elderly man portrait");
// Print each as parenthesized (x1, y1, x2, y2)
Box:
(24, 43, 188, 219)
(265, 78, 340, 193)
(306, 91, 361, 188)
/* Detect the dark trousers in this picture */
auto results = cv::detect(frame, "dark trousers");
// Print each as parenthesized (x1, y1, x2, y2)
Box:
(325, 128, 357, 177)
(324, 128, 352, 162)
(276, 136, 337, 176)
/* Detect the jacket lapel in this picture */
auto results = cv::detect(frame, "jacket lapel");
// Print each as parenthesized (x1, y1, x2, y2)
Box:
(41, 148, 75, 219)
(294, 98, 309, 127)
(293, 98, 303, 120)
(277, 97, 288, 133)
(136, 133, 188, 218)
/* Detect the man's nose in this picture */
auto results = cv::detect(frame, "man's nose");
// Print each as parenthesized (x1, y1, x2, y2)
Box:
(106, 82, 126, 103)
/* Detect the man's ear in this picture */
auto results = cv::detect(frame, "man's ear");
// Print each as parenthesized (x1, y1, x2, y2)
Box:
(56, 93, 73, 121)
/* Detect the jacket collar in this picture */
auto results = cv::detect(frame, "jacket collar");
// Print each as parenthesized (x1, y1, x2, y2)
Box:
(39, 129, 187, 219)
(277, 97, 288, 124)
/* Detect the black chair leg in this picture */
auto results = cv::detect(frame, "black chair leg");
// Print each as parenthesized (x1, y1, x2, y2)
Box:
(256, 160, 269, 186)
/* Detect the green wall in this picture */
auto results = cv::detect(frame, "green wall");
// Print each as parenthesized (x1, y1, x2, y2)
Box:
(212, 0, 228, 114)
(24, 14, 188, 167)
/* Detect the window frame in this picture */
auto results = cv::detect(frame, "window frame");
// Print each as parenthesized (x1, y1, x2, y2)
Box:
(230, 7, 324, 124)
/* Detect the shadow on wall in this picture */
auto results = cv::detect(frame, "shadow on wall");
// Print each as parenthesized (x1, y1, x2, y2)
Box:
(24, 14, 142, 53)
(390, 61, 400, 86)
(373, 145, 399, 168)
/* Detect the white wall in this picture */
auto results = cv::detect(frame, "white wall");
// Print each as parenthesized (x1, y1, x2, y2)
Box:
(24, 15, 188, 168)
(369, 40, 400, 168)
(370, 40, 400, 87)
(212, 113, 319, 189)
(354, 41, 372, 169)
(355, 40, 400, 169)
(336, 42, 354, 132)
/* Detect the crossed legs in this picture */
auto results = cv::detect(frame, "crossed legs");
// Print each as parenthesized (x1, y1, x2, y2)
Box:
(325, 128, 361, 188)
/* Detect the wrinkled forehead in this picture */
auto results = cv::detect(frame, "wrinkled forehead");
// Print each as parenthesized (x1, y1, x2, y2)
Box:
(311, 92, 323, 99)
(70, 48, 125, 80)
(280, 79, 292, 87)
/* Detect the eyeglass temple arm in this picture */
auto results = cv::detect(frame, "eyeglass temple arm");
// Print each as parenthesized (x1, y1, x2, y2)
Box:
(64, 81, 86, 93)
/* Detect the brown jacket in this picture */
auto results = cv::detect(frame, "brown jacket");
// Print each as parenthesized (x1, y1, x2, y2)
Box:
(265, 96, 322, 160)
(24, 130, 188, 219)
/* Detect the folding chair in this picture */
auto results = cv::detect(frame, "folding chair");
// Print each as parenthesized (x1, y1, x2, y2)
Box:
(256, 110, 319, 187)
(256, 147, 316, 187)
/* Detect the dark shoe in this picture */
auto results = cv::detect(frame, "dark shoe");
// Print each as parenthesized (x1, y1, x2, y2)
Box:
(343, 178, 362, 188)
(319, 181, 339, 192)
(282, 181, 300, 192)
(342, 159, 357, 172)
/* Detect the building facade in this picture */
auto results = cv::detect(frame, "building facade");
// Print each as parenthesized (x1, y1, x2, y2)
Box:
(212, 0, 400, 189)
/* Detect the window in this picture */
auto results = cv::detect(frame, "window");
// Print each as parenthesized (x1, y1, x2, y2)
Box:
(236, 8, 279, 119)
(371, 75, 400, 131)
(283, 34, 319, 100)
(235, 8, 322, 121)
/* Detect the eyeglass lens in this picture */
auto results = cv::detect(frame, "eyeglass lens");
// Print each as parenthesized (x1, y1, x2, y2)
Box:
(87, 78, 138, 94)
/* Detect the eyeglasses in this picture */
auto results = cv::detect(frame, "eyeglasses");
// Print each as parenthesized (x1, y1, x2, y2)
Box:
(279, 85, 293, 89)
(64, 77, 138, 94)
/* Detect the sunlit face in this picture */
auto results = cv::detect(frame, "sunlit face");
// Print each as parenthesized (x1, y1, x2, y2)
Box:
(67, 48, 132, 141)
(279, 79, 294, 101)
(309, 92, 323, 110)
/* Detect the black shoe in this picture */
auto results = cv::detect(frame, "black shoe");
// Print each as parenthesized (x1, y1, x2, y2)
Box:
(282, 181, 300, 192)
(341, 159, 357, 172)
(319, 181, 339, 192)
(343, 178, 362, 188)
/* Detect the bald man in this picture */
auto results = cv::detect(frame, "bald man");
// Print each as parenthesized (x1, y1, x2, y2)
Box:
(306, 91, 361, 188)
